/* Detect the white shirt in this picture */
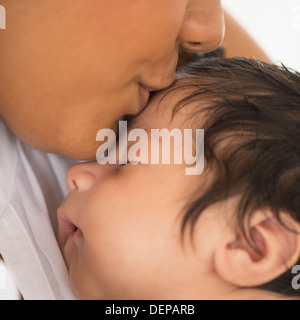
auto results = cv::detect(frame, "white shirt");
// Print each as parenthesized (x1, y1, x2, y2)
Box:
(0, 118, 77, 300)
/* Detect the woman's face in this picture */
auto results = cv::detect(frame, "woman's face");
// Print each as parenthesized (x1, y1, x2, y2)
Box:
(0, 0, 224, 159)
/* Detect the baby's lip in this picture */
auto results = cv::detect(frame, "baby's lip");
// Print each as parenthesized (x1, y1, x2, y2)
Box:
(57, 207, 82, 247)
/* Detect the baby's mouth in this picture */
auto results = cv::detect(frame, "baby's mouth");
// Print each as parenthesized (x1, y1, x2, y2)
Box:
(57, 207, 82, 247)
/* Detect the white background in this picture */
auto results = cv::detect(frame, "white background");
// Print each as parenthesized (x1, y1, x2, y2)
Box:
(224, 0, 300, 71)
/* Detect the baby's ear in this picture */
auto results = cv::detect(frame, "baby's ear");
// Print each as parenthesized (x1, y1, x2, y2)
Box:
(214, 211, 300, 287)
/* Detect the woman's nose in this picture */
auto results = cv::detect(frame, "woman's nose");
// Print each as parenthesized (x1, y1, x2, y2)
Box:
(178, 0, 225, 53)
(66, 162, 100, 193)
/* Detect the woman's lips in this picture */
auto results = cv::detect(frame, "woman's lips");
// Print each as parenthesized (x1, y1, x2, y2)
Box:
(139, 85, 151, 112)
(139, 83, 168, 112)
(57, 207, 82, 247)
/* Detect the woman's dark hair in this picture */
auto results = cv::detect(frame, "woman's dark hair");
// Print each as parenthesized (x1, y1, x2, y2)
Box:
(168, 57, 300, 296)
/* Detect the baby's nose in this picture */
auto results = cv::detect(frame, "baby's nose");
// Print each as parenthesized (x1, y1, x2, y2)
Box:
(66, 162, 99, 193)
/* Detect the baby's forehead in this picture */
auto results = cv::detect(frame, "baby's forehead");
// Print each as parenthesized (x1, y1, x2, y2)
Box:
(129, 84, 205, 132)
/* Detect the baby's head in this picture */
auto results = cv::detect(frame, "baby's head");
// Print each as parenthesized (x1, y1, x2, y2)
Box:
(58, 57, 300, 300)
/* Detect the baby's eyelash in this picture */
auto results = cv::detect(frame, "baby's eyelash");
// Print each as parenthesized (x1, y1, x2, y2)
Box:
(119, 161, 131, 167)
(120, 161, 139, 166)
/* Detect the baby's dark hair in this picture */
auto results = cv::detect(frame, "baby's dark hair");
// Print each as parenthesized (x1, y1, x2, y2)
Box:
(169, 57, 300, 297)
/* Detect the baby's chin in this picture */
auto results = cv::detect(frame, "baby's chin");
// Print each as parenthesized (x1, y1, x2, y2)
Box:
(68, 265, 104, 300)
